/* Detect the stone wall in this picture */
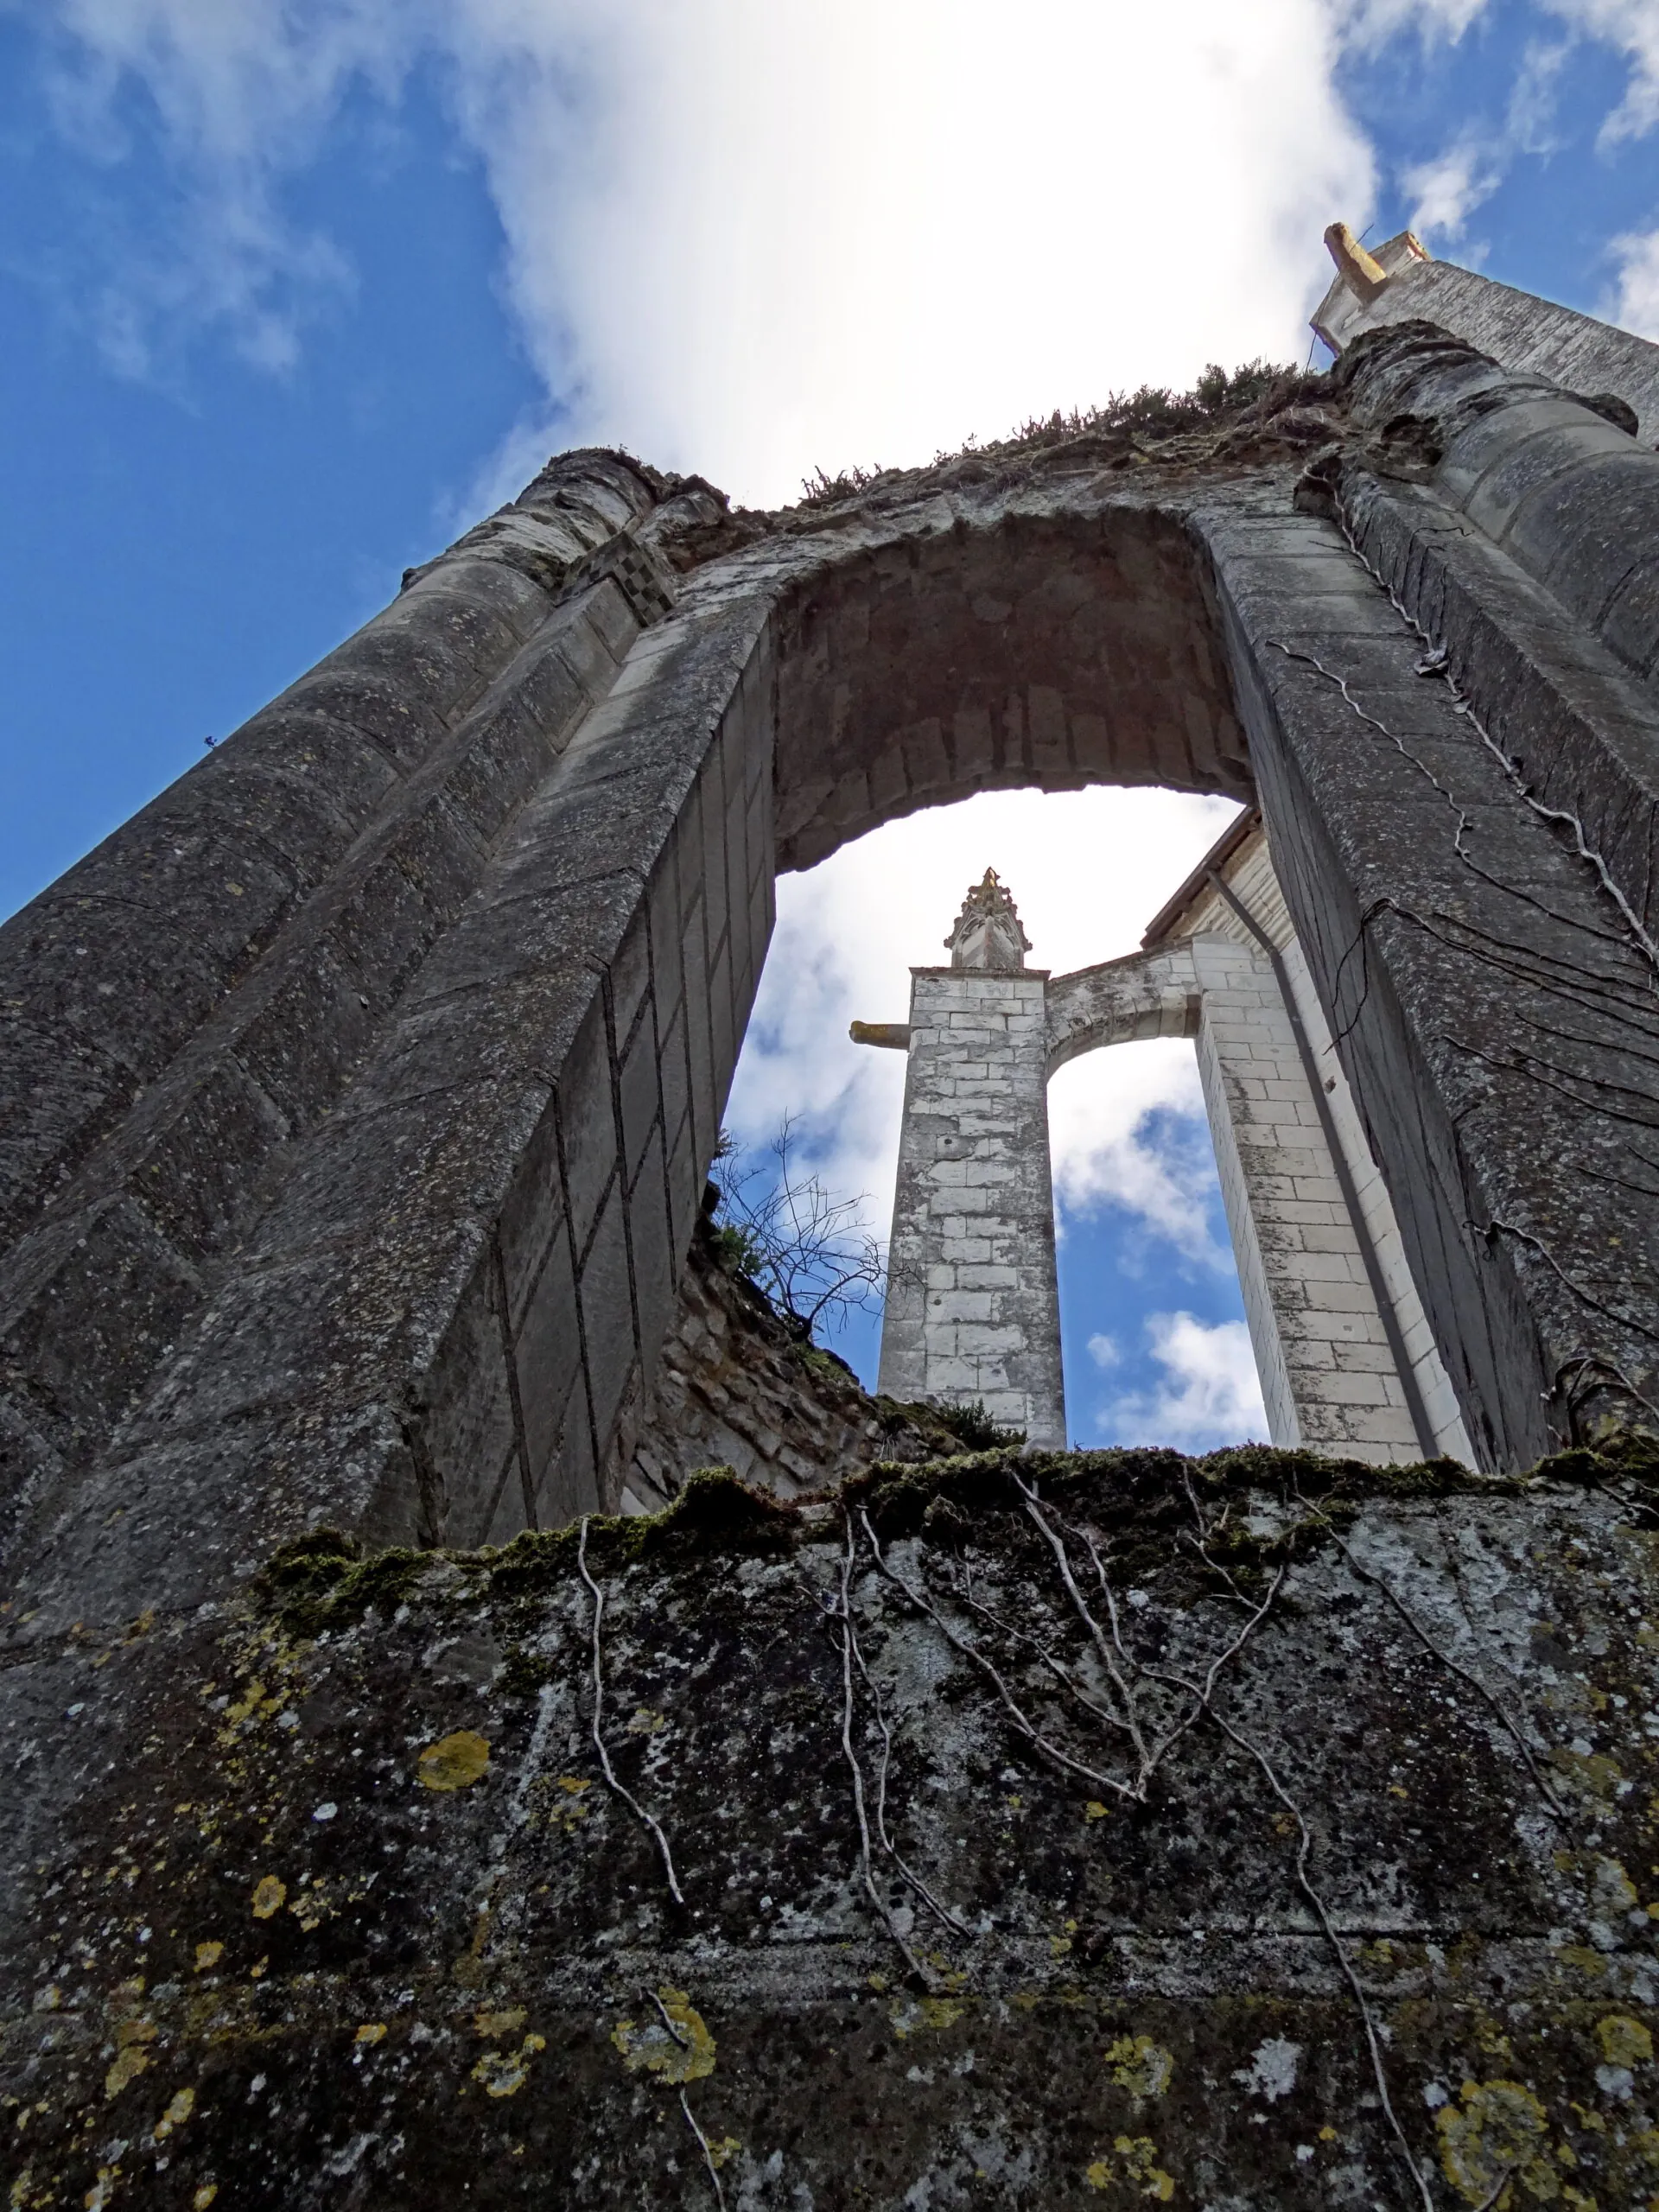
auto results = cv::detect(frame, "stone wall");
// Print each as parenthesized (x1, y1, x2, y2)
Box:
(611, 1215, 970, 1511)
(879, 966, 1065, 1447)
(8, 1439, 1659, 2209)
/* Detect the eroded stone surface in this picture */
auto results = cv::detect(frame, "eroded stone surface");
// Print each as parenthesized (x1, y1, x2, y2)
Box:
(610, 1218, 967, 1510)
(9, 1443, 1659, 2209)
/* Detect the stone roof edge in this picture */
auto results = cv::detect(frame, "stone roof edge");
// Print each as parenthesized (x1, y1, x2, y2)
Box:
(1140, 806, 1263, 948)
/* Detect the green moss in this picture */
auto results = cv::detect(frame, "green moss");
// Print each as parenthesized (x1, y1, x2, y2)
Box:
(260, 1533, 438, 1637)
(259, 1437, 1656, 1641)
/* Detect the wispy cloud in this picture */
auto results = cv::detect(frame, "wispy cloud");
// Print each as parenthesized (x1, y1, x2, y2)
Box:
(1549, 0, 1659, 143)
(1607, 221, 1659, 334)
(1049, 1065, 1230, 1269)
(1395, 33, 1570, 252)
(1333, 0, 1489, 49)
(1096, 1312, 1267, 1449)
(24, 0, 1379, 499)
(1403, 143, 1507, 244)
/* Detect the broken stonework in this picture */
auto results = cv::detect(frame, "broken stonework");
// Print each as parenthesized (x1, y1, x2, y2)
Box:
(8, 1441, 1659, 2208)
(610, 1216, 979, 1511)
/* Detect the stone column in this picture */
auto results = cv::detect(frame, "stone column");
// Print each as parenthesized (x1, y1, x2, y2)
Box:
(860, 872, 1065, 1446)
(1143, 823, 1471, 1464)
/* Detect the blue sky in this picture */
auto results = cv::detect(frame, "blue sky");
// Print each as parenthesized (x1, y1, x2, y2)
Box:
(3, 0, 1656, 1444)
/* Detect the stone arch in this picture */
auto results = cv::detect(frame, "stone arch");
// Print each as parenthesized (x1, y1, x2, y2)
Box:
(1043, 945, 1203, 1077)
(767, 504, 1250, 872)
(7, 301, 1659, 1630)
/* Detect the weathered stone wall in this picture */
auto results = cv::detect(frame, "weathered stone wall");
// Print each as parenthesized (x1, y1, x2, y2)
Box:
(9, 1441, 1659, 2209)
(1157, 834, 1471, 1465)
(610, 1217, 969, 1511)
(880, 966, 1065, 1447)
(1316, 241, 1659, 441)
(9, 257, 1659, 2209)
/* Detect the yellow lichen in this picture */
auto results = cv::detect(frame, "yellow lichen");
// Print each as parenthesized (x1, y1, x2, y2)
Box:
(1550, 1748, 1625, 1803)
(194, 2186, 219, 2208)
(625, 1708, 666, 1735)
(417, 1731, 491, 1792)
(354, 2024, 387, 2046)
(193, 1942, 222, 1974)
(1085, 1802, 1109, 1822)
(474, 2008, 526, 2039)
(1105, 2034, 1174, 2099)
(1437, 2079, 1554, 2206)
(471, 2035, 546, 2098)
(1085, 2137, 1175, 2199)
(251, 1875, 285, 1920)
(152, 2088, 194, 2141)
(611, 1988, 716, 2083)
(1597, 2015, 1653, 2068)
(889, 1996, 968, 2039)
(104, 2018, 157, 2101)
(549, 1777, 591, 1834)
(84, 2165, 121, 2209)
(707, 2137, 741, 2171)
(1554, 1945, 1609, 1978)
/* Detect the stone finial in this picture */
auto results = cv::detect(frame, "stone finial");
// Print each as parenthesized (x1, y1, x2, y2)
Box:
(944, 868, 1033, 972)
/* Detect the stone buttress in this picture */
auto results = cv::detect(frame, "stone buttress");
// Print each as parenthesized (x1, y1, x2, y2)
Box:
(862, 871, 1065, 1446)
(866, 839, 1474, 1466)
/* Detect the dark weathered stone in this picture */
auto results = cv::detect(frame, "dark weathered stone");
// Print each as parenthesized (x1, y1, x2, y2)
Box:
(8, 1446, 1659, 2210)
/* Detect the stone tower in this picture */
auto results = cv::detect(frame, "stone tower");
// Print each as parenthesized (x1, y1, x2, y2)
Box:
(865, 870, 1065, 1445)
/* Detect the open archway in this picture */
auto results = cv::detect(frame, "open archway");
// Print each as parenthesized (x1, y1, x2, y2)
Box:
(6, 318, 1659, 1624)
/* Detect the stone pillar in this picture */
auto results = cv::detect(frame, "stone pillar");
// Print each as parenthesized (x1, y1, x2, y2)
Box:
(1046, 820, 1473, 1466)
(861, 872, 1065, 1446)
(1313, 224, 1659, 441)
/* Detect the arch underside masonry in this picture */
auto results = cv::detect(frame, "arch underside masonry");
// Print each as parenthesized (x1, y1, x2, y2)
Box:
(3, 269, 1659, 1668)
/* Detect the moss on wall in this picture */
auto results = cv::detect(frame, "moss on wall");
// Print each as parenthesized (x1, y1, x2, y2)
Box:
(8, 1438, 1659, 2208)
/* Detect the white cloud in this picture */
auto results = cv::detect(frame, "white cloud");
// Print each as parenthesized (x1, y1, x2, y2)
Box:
(1607, 223, 1659, 334)
(29, 1, 1659, 488)
(37, 0, 403, 375)
(1402, 141, 1505, 244)
(458, 0, 1377, 503)
(1544, 0, 1659, 143)
(1097, 1312, 1267, 1450)
(31, 0, 1378, 501)
(1086, 1332, 1120, 1370)
(1048, 1045, 1227, 1268)
(1333, 0, 1487, 48)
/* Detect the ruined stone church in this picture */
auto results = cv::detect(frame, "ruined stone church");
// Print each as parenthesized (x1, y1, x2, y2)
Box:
(7, 227, 1659, 2209)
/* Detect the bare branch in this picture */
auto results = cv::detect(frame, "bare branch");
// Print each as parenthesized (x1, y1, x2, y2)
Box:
(711, 1116, 885, 1339)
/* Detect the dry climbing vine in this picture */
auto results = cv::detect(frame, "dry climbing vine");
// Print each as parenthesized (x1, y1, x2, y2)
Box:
(1260, 482, 1659, 1430)
(819, 1461, 1607, 2209)
(577, 1515, 685, 1904)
